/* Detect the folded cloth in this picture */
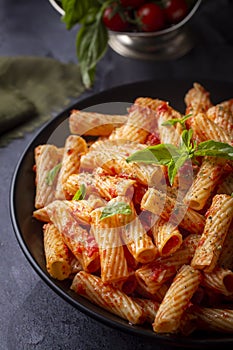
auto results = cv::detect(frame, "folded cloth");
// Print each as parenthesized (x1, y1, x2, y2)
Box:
(0, 56, 85, 146)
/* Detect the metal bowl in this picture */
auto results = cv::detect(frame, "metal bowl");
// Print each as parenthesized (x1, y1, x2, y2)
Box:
(49, 0, 202, 60)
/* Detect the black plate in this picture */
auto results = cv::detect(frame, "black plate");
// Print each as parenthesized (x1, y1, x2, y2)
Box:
(10, 79, 233, 348)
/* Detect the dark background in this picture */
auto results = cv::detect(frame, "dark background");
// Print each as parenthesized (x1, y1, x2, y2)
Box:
(1, 0, 233, 349)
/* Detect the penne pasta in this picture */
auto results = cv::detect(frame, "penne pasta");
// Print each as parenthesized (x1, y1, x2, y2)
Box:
(202, 267, 233, 296)
(206, 100, 233, 135)
(71, 271, 144, 324)
(90, 207, 129, 283)
(33, 206, 50, 222)
(34, 144, 63, 208)
(55, 135, 87, 199)
(191, 194, 233, 272)
(191, 113, 232, 144)
(93, 171, 135, 200)
(109, 104, 158, 143)
(153, 265, 202, 333)
(63, 172, 98, 199)
(151, 218, 183, 256)
(156, 103, 183, 146)
(184, 82, 213, 115)
(192, 306, 233, 333)
(69, 109, 127, 136)
(45, 200, 100, 273)
(184, 157, 226, 211)
(43, 223, 72, 280)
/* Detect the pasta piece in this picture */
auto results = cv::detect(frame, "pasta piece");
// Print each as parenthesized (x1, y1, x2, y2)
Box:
(46, 200, 100, 273)
(184, 82, 212, 115)
(191, 113, 232, 144)
(93, 171, 135, 200)
(34, 144, 63, 208)
(191, 194, 233, 272)
(33, 207, 50, 222)
(134, 97, 163, 111)
(55, 135, 87, 199)
(65, 199, 93, 225)
(151, 218, 183, 256)
(86, 194, 107, 209)
(109, 104, 158, 143)
(90, 208, 129, 283)
(71, 271, 144, 324)
(88, 138, 144, 153)
(69, 109, 127, 136)
(202, 267, 233, 296)
(63, 172, 98, 199)
(121, 215, 158, 264)
(43, 223, 71, 280)
(156, 102, 183, 146)
(192, 306, 233, 333)
(135, 234, 200, 294)
(184, 157, 226, 211)
(134, 97, 183, 146)
(218, 223, 233, 269)
(206, 100, 233, 135)
(141, 187, 205, 234)
(153, 265, 202, 333)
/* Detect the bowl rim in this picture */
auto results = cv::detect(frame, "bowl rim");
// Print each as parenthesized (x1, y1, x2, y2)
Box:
(49, 0, 202, 36)
(10, 78, 233, 348)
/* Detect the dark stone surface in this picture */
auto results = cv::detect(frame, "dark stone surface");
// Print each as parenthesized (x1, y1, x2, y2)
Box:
(1, 0, 233, 349)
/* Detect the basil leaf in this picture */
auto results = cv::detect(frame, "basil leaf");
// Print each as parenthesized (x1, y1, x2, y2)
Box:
(162, 114, 192, 129)
(72, 184, 86, 200)
(194, 140, 233, 159)
(126, 144, 180, 165)
(45, 163, 62, 186)
(100, 202, 132, 220)
(61, 0, 97, 29)
(180, 129, 193, 150)
(76, 11, 108, 88)
(167, 160, 177, 186)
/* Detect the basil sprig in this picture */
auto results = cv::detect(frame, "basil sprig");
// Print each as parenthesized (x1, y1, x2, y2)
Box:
(100, 202, 132, 220)
(61, 0, 110, 88)
(126, 129, 233, 185)
(45, 163, 62, 186)
(72, 184, 86, 200)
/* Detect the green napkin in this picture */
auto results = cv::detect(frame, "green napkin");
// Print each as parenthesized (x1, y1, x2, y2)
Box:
(0, 56, 85, 146)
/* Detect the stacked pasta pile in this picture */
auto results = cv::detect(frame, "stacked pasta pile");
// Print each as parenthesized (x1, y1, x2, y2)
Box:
(33, 83, 233, 335)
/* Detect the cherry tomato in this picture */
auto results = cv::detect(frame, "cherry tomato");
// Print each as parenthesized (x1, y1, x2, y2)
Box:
(102, 4, 129, 31)
(120, 0, 146, 8)
(163, 0, 188, 24)
(137, 3, 165, 32)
